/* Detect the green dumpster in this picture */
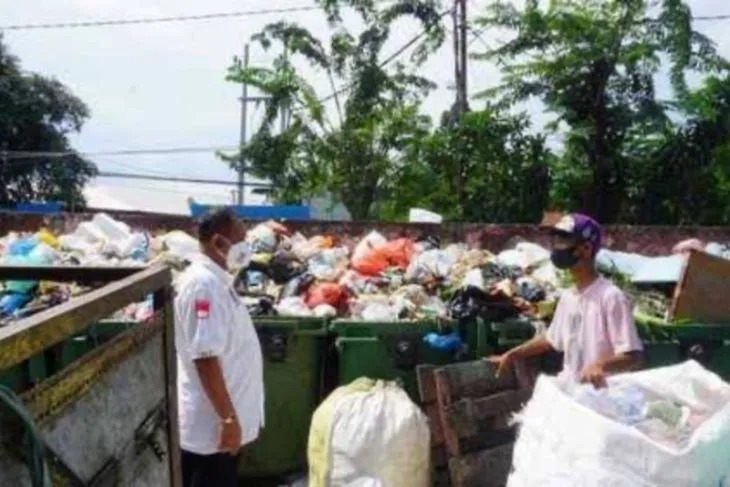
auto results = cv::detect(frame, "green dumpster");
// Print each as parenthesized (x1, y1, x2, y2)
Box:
(0, 355, 47, 392)
(331, 318, 488, 401)
(238, 316, 330, 479)
(54, 320, 137, 371)
(641, 322, 730, 381)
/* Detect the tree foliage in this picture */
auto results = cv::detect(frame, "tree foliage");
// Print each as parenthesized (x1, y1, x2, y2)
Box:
(224, 0, 444, 220)
(0, 35, 96, 208)
(475, 0, 726, 223)
(383, 106, 552, 222)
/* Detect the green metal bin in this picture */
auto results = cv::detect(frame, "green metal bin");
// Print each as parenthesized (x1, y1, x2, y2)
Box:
(238, 316, 330, 479)
(0, 355, 47, 392)
(331, 318, 488, 401)
(54, 320, 137, 371)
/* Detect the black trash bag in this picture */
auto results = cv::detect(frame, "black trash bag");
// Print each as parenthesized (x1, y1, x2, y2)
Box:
(247, 297, 277, 317)
(268, 250, 305, 284)
(448, 285, 520, 322)
(515, 282, 546, 303)
(280, 273, 316, 299)
(481, 262, 522, 286)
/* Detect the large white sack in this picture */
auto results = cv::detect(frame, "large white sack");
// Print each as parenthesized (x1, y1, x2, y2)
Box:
(308, 378, 430, 487)
(508, 361, 730, 487)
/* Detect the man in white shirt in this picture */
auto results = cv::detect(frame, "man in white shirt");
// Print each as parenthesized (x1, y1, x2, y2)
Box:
(175, 209, 264, 487)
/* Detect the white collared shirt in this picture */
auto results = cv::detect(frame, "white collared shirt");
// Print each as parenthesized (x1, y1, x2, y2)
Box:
(174, 253, 264, 454)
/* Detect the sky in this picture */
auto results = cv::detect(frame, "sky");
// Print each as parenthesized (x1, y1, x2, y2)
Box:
(1, 0, 729, 212)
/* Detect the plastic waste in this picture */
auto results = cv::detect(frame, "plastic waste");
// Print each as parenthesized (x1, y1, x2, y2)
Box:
(672, 239, 705, 254)
(7, 236, 37, 256)
(305, 283, 347, 309)
(0, 293, 33, 317)
(352, 231, 387, 263)
(423, 332, 463, 352)
(268, 250, 304, 284)
(275, 296, 313, 317)
(352, 238, 415, 276)
(281, 273, 316, 299)
(34, 229, 59, 248)
(361, 302, 398, 322)
(308, 247, 349, 282)
(246, 297, 277, 317)
(246, 223, 278, 254)
(313, 304, 337, 318)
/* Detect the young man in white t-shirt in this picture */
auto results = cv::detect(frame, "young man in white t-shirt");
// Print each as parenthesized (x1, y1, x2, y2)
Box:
(488, 213, 644, 387)
(174, 209, 264, 487)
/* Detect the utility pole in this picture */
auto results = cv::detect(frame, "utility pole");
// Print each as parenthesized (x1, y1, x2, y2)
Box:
(237, 44, 250, 206)
(237, 43, 275, 205)
(453, 0, 468, 115)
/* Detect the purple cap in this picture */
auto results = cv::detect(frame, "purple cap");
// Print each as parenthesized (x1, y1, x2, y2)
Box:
(550, 213, 602, 252)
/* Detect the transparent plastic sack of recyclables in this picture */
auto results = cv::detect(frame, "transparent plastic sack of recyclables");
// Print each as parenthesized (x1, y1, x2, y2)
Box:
(508, 361, 730, 487)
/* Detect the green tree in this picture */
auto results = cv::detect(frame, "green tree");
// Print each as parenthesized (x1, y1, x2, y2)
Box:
(628, 75, 730, 224)
(224, 0, 444, 220)
(0, 35, 96, 208)
(475, 0, 725, 223)
(383, 106, 552, 222)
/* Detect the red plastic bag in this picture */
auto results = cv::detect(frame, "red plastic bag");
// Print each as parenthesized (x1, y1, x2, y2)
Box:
(351, 238, 415, 276)
(305, 282, 347, 309)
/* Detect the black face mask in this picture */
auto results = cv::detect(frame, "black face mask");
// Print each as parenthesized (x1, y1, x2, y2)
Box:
(550, 246, 579, 270)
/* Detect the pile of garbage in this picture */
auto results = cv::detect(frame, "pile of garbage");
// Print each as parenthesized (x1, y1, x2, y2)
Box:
(237, 227, 563, 321)
(3, 212, 727, 324)
(0, 213, 194, 323)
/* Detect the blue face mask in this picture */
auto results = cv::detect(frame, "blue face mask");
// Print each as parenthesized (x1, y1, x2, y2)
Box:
(550, 246, 579, 270)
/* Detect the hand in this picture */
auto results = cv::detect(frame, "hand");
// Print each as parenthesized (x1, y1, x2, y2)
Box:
(218, 417, 242, 455)
(580, 362, 607, 389)
(484, 352, 514, 378)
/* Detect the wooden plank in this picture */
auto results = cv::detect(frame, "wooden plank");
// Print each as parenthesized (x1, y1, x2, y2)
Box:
(434, 368, 461, 459)
(0, 265, 171, 370)
(416, 364, 437, 404)
(671, 250, 730, 323)
(156, 288, 183, 487)
(445, 389, 532, 440)
(438, 360, 518, 399)
(0, 265, 145, 283)
(450, 443, 514, 487)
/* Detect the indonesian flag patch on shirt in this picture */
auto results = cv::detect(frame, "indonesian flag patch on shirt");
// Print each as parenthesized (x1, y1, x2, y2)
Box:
(194, 299, 210, 320)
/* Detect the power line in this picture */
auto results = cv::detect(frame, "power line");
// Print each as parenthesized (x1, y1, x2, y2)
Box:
(0, 6, 321, 31)
(96, 171, 271, 187)
(0, 145, 240, 160)
(694, 14, 730, 21)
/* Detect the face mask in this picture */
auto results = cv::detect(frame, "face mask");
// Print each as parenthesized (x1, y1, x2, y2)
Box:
(216, 237, 251, 271)
(550, 246, 579, 270)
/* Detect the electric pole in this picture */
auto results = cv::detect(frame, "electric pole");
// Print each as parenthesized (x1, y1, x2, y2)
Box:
(453, 0, 468, 115)
(237, 44, 249, 206)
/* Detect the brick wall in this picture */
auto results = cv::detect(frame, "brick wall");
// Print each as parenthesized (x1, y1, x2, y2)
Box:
(2, 210, 729, 255)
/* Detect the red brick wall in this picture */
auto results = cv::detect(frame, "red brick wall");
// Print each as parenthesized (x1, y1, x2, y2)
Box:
(2, 210, 729, 255)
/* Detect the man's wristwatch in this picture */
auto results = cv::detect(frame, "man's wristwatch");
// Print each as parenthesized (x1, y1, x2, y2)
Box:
(222, 414, 236, 425)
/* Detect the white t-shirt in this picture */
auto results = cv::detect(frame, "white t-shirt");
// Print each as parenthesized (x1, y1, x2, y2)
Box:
(546, 276, 643, 381)
(174, 253, 264, 455)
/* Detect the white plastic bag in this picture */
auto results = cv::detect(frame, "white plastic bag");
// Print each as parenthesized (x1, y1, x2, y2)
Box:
(246, 223, 278, 253)
(509, 361, 730, 487)
(275, 297, 313, 317)
(308, 379, 430, 487)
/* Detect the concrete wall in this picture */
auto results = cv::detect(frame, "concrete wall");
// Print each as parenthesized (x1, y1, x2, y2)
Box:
(2, 210, 730, 255)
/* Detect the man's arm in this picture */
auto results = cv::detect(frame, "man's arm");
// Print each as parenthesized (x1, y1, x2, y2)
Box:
(179, 284, 242, 453)
(194, 357, 236, 421)
(582, 290, 645, 388)
(486, 333, 555, 377)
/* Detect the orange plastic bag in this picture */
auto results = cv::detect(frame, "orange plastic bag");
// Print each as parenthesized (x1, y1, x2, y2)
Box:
(351, 238, 415, 276)
(305, 282, 348, 309)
